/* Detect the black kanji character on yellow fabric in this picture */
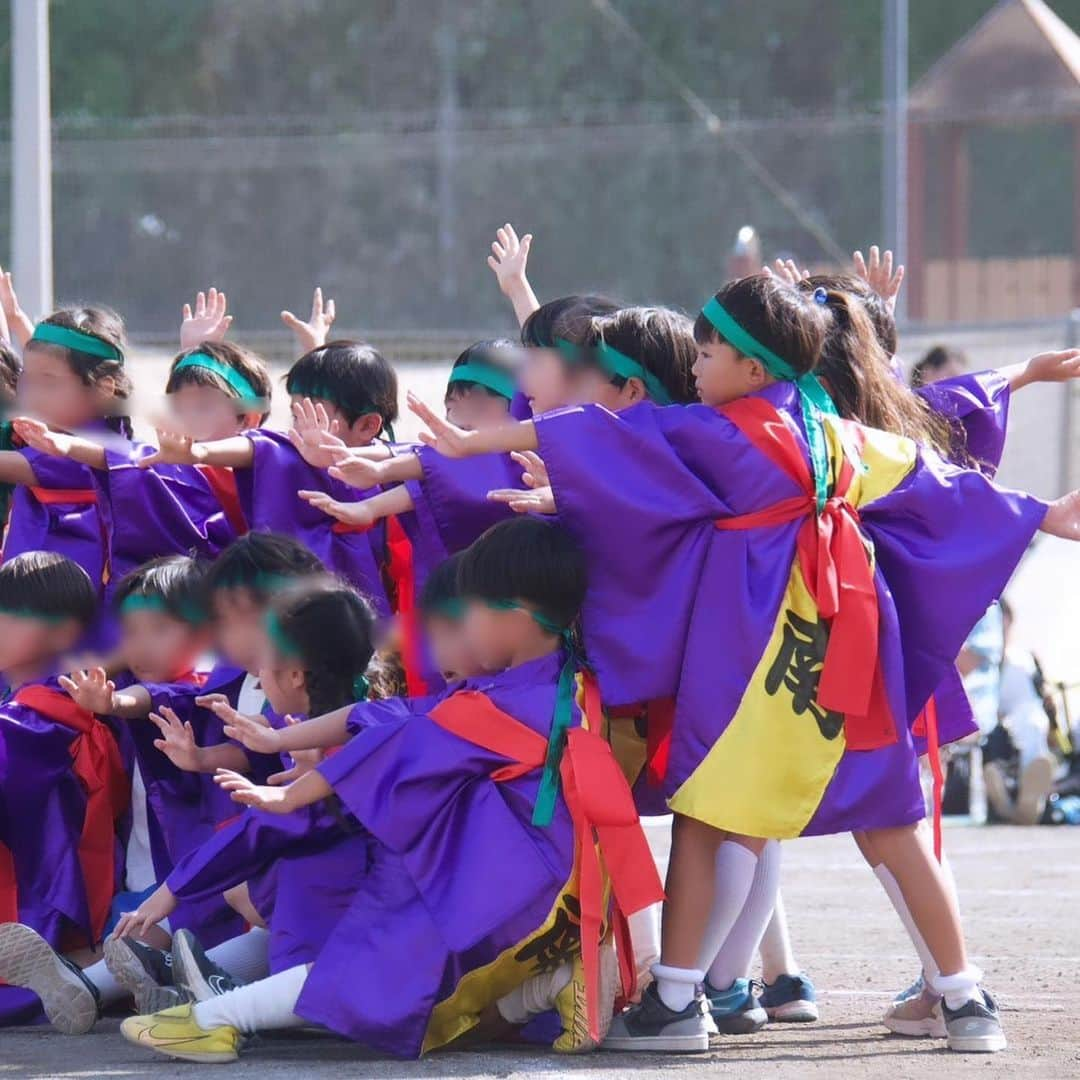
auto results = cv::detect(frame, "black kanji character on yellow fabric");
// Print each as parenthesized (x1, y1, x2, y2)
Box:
(514, 895, 582, 973)
(764, 609, 844, 740)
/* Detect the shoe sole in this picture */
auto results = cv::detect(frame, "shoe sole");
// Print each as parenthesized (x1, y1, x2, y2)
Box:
(171, 930, 219, 1004)
(766, 1000, 819, 1023)
(948, 1032, 1008, 1053)
(602, 1032, 710, 1052)
(0, 923, 97, 1035)
(120, 1020, 239, 1064)
(103, 937, 189, 1014)
(884, 1015, 947, 1039)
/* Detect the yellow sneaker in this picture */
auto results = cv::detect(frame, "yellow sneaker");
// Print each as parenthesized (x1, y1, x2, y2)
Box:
(120, 1003, 241, 1064)
(553, 935, 618, 1054)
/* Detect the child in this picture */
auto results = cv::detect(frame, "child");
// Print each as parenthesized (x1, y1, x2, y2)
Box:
(443, 340, 520, 432)
(406, 273, 1080, 1052)
(120, 518, 663, 1063)
(0, 552, 128, 1031)
(0, 308, 132, 652)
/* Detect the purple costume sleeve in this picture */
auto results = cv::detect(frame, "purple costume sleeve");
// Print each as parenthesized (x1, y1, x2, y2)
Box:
(343, 694, 440, 736)
(235, 429, 391, 615)
(916, 369, 1010, 474)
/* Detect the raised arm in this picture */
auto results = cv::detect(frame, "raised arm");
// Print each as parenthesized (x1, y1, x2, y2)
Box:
(998, 349, 1080, 393)
(487, 223, 540, 328)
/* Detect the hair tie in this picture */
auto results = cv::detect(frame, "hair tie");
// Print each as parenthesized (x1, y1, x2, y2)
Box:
(352, 673, 370, 700)
(813, 287, 829, 306)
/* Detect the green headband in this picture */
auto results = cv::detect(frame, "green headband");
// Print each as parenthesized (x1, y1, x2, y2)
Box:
(447, 363, 516, 402)
(426, 597, 465, 621)
(554, 338, 672, 406)
(700, 297, 838, 512)
(0, 606, 67, 624)
(484, 597, 574, 827)
(121, 592, 206, 624)
(30, 323, 124, 363)
(173, 353, 261, 403)
(265, 610, 301, 658)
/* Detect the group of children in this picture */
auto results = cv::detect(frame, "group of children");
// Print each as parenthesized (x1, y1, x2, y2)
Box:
(0, 226, 1077, 1063)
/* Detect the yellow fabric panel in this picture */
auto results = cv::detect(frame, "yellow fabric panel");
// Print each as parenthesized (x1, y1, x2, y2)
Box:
(668, 564, 847, 838)
(828, 416, 917, 508)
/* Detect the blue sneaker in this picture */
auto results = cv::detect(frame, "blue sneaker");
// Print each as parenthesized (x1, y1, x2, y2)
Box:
(704, 977, 768, 1034)
(759, 973, 819, 1023)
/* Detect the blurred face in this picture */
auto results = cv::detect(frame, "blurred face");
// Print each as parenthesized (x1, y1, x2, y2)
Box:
(289, 395, 384, 448)
(255, 636, 308, 718)
(520, 348, 580, 416)
(119, 608, 207, 683)
(210, 587, 268, 673)
(571, 368, 646, 412)
(0, 613, 80, 677)
(460, 602, 518, 673)
(18, 345, 112, 431)
(423, 613, 481, 682)
(692, 339, 769, 407)
(167, 384, 252, 442)
(922, 356, 967, 385)
(444, 387, 511, 432)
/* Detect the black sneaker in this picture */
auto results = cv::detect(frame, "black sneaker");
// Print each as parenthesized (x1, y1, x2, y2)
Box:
(171, 928, 243, 1002)
(704, 976, 768, 1034)
(602, 982, 710, 1052)
(103, 935, 189, 1014)
(942, 990, 1007, 1052)
(0, 923, 99, 1034)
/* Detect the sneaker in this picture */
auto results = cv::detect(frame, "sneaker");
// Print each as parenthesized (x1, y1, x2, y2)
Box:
(553, 938, 619, 1053)
(0, 922, 99, 1035)
(759, 973, 819, 1023)
(943, 990, 1007, 1053)
(170, 928, 243, 1003)
(704, 977, 768, 1034)
(892, 972, 929, 1005)
(603, 982, 710, 1052)
(103, 935, 189, 1014)
(883, 980, 946, 1038)
(121, 1002, 241, 1064)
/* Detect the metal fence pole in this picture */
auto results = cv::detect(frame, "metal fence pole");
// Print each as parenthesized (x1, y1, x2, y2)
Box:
(1062, 309, 1080, 493)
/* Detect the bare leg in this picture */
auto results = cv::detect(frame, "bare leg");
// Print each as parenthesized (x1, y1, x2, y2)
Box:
(224, 883, 266, 929)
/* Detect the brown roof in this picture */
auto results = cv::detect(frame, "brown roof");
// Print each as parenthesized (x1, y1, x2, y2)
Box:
(909, 0, 1080, 121)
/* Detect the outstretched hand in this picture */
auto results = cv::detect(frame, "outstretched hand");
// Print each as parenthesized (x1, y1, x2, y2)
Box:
(218, 700, 282, 756)
(138, 426, 202, 468)
(11, 417, 75, 459)
(1041, 489, 1080, 541)
(487, 223, 533, 298)
(180, 287, 233, 350)
(1024, 349, 1080, 385)
(512, 450, 549, 489)
(487, 485, 557, 515)
(299, 489, 377, 529)
(214, 769, 292, 812)
(281, 287, 336, 354)
(0, 264, 35, 348)
(288, 397, 346, 468)
(408, 391, 477, 457)
(59, 667, 116, 715)
(853, 246, 905, 313)
(764, 258, 809, 286)
(149, 706, 204, 772)
(111, 884, 177, 941)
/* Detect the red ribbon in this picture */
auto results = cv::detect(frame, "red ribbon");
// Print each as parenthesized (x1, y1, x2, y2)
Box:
(429, 686, 664, 1042)
(28, 487, 96, 505)
(385, 516, 428, 696)
(715, 397, 895, 751)
(913, 697, 944, 861)
(12, 686, 129, 942)
(196, 465, 248, 537)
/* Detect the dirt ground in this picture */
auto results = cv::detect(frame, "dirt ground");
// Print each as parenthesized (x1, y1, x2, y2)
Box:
(3, 821, 1078, 1080)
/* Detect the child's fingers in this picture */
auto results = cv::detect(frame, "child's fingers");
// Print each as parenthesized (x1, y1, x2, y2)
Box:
(136, 451, 163, 469)
(281, 310, 300, 329)
(58, 675, 78, 695)
(311, 286, 323, 320)
(520, 234, 532, 255)
(325, 298, 335, 323)
(487, 488, 522, 504)
(486, 255, 499, 273)
(853, 250, 867, 277)
(267, 767, 299, 786)
(491, 241, 506, 260)
(194, 693, 228, 708)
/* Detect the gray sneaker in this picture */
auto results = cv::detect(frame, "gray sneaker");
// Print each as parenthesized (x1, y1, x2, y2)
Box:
(942, 990, 1007, 1053)
(0, 923, 99, 1034)
(602, 982, 710, 1052)
(103, 935, 190, 1014)
(171, 928, 243, 1003)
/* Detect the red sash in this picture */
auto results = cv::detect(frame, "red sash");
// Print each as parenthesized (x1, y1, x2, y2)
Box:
(715, 397, 895, 751)
(196, 465, 248, 537)
(28, 487, 96, 506)
(11, 686, 129, 942)
(385, 516, 427, 696)
(429, 683, 664, 1041)
(912, 696, 944, 860)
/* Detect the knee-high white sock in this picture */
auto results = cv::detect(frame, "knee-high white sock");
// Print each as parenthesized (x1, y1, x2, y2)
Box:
(695, 841, 759, 983)
(205, 928, 271, 984)
(873, 863, 938, 980)
(495, 966, 573, 1024)
(81, 958, 126, 1006)
(193, 965, 307, 1034)
(758, 891, 799, 983)
(705, 840, 781, 989)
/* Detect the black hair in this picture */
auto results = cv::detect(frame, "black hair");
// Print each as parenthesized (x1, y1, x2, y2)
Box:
(456, 517, 587, 631)
(0, 551, 97, 627)
(520, 294, 621, 350)
(166, 342, 273, 424)
(911, 344, 968, 388)
(27, 307, 133, 438)
(585, 306, 698, 404)
(113, 555, 208, 625)
(268, 578, 377, 717)
(286, 341, 398, 430)
(419, 552, 464, 614)
(444, 339, 521, 402)
(203, 532, 325, 604)
(0, 342, 20, 404)
(803, 273, 897, 356)
(693, 275, 829, 378)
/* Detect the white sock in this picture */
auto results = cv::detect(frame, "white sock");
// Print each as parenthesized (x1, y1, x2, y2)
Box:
(930, 966, 985, 1010)
(193, 965, 307, 1034)
(873, 863, 939, 981)
(205, 928, 271, 984)
(696, 841, 759, 982)
(495, 965, 573, 1024)
(706, 840, 781, 989)
(652, 964, 704, 1012)
(759, 891, 799, 983)
(81, 958, 126, 1006)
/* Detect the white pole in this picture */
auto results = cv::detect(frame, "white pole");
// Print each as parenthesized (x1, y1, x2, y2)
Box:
(11, 0, 53, 320)
(883, 0, 908, 322)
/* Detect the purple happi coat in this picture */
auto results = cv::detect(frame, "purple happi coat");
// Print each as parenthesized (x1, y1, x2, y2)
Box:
(529, 384, 1046, 837)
